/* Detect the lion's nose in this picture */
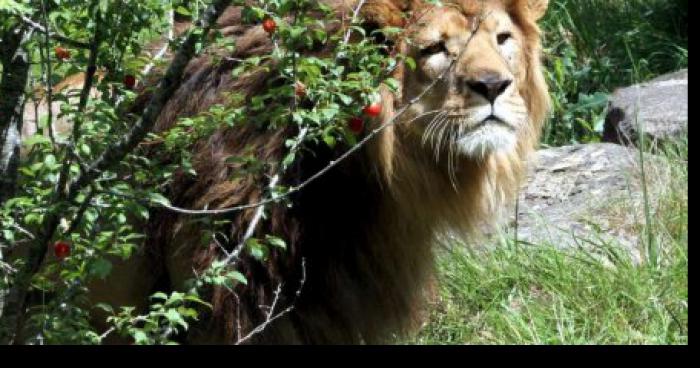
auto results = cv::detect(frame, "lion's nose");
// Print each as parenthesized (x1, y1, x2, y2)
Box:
(466, 74, 512, 104)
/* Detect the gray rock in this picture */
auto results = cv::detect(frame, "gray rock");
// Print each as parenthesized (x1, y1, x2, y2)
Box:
(505, 143, 644, 262)
(603, 69, 687, 146)
(649, 69, 688, 83)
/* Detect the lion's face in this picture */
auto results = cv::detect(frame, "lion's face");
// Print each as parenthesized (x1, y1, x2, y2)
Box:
(397, 0, 549, 160)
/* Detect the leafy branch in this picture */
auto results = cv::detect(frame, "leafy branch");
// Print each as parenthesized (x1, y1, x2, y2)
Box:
(150, 55, 463, 217)
(0, 0, 235, 344)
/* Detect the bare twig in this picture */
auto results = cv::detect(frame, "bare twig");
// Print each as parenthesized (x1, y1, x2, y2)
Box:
(39, 0, 56, 150)
(514, 192, 519, 246)
(223, 128, 308, 264)
(235, 258, 306, 345)
(223, 175, 280, 264)
(18, 15, 91, 49)
(97, 315, 148, 342)
(64, 188, 97, 235)
(98, 326, 116, 341)
(8, 224, 36, 241)
(52, 4, 102, 226)
(341, 0, 367, 46)
(141, 5, 175, 76)
(0, 261, 17, 275)
(73, 11, 102, 136)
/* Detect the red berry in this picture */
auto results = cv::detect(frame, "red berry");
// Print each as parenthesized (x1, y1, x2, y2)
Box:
(54, 47, 70, 60)
(123, 74, 136, 89)
(262, 18, 276, 33)
(348, 117, 364, 134)
(363, 102, 382, 118)
(53, 241, 71, 259)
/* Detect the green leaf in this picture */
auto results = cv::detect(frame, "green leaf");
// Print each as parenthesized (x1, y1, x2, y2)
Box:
(22, 134, 51, 148)
(2, 229, 15, 242)
(150, 292, 169, 301)
(282, 152, 296, 169)
(0, 0, 31, 14)
(322, 133, 336, 148)
(89, 258, 113, 279)
(245, 238, 267, 260)
(132, 330, 149, 344)
(165, 309, 187, 328)
(79, 143, 92, 156)
(148, 193, 171, 207)
(405, 57, 417, 71)
(228, 271, 248, 285)
(94, 303, 114, 313)
(175, 6, 191, 16)
(98, 0, 110, 13)
(337, 93, 354, 106)
(265, 235, 287, 250)
(383, 78, 400, 92)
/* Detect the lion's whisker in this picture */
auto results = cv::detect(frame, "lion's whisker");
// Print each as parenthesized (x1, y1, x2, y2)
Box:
(433, 115, 450, 162)
(421, 111, 447, 147)
(447, 124, 460, 191)
(421, 113, 438, 145)
(407, 110, 442, 126)
(426, 113, 448, 158)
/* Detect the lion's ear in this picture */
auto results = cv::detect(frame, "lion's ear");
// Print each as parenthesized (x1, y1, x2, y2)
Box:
(527, 0, 549, 21)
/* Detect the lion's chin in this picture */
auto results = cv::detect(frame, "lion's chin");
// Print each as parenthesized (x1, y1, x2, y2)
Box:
(455, 123, 517, 159)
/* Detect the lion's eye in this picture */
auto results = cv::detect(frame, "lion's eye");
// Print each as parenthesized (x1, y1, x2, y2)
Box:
(420, 41, 448, 56)
(497, 32, 512, 45)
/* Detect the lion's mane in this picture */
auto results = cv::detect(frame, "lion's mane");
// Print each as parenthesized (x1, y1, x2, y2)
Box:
(139, 0, 550, 344)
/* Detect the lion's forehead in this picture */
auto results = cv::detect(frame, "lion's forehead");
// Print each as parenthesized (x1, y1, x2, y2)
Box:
(413, 6, 518, 46)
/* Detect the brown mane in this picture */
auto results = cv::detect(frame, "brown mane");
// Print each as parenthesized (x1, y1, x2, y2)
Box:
(130, 0, 550, 344)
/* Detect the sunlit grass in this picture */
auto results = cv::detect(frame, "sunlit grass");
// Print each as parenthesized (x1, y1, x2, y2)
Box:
(410, 139, 687, 345)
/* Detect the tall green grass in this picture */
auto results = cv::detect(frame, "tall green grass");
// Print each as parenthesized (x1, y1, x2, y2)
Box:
(410, 138, 687, 345)
(540, 0, 688, 146)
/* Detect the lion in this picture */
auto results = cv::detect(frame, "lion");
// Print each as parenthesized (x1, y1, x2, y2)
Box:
(66, 0, 551, 344)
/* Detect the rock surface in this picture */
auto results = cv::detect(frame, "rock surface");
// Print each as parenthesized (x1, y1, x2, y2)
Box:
(503, 143, 645, 261)
(603, 69, 688, 146)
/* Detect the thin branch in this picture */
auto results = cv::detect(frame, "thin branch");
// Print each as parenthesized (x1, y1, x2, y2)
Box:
(51, 3, 102, 216)
(9, 224, 36, 241)
(235, 258, 306, 345)
(514, 191, 519, 246)
(64, 187, 96, 235)
(141, 5, 175, 76)
(98, 315, 147, 342)
(18, 15, 91, 49)
(224, 127, 308, 265)
(223, 175, 279, 264)
(333, 0, 367, 64)
(98, 326, 116, 341)
(75, 10, 102, 131)
(0, 261, 17, 275)
(341, 0, 367, 47)
(39, 0, 56, 150)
